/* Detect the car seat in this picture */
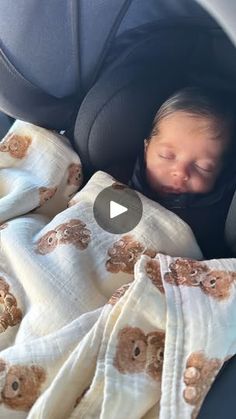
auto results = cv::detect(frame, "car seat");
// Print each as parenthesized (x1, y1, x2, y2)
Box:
(0, 1, 236, 417)
(0, 112, 12, 138)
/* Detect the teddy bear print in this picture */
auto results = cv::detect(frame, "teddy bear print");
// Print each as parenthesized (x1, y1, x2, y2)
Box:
(67, 163, 83, 187)
(145, 259, 165, 293)
(108, 283, 131, 305)
(35, 219, 91, 255)
(114, 326, 165, 381)
(164, 258, 236, 300)
(0, 277, 22, 333)
(0, 359, 46, 411)
(164, 259, 208, 287)
(39, 186, 57, 206)
(200, 270, 236, 300)
(106, 235, 156, 274)
(183, 351, 222, 418)
(0, 133, 32, 159)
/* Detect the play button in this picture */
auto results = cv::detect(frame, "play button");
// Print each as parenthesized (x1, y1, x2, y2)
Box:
(93, 183, 143, 234)
(110, 201, 128, 219)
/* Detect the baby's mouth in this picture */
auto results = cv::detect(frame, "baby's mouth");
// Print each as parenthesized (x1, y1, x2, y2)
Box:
(161, 186, 187, 194)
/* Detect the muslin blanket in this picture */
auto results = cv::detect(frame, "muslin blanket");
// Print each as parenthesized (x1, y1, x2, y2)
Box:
(0, 121, 236, 419)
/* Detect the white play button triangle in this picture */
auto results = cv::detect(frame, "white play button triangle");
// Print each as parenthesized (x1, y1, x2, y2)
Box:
(110, 200, 128, 219)
(94, 186, 143, 233)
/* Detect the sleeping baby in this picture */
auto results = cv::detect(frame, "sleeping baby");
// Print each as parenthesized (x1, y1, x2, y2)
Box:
(129, 87, 236, 258)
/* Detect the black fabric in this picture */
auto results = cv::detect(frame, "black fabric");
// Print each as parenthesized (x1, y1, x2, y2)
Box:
(73, 21, 236, 178)
(0, 48, 78, 130)
(79, 0, 133, 93)
(73, 70, 184, 178)
(117, 0, 216, 37)
(129, 150, 236, 259)
(198, 355, 236, 419)
(73, 23, 214, 177)
(0, 112, 13, 138)
(0, 0, 216, 117)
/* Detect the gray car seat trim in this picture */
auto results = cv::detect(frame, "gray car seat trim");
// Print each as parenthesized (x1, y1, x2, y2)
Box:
(0, 0, 80, 98)
(0, 47, 76, 130)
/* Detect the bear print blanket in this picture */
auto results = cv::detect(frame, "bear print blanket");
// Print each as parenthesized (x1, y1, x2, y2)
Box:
(0, 120, 236, 419)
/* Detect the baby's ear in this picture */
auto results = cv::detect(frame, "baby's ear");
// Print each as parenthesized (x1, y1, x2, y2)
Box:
(144, 139, 148, 156)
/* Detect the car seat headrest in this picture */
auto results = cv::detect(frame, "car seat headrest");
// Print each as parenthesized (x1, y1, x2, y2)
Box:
(73, 24, 236, 181)
(73, 70, 183, 181)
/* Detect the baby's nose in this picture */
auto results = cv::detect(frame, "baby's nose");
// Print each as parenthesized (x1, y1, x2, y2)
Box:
(171, 163, 189, 182)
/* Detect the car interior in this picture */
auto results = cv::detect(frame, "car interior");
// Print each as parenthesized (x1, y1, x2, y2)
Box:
(0, 0, 236, 417)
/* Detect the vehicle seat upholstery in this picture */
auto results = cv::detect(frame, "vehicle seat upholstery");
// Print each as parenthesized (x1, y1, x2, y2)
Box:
(0, 112, 12, 138)
(73, 22, 236, 183)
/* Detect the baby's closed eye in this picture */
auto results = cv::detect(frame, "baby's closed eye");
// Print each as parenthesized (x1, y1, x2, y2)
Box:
(194, 162, 216, 173)
(158, 152, 175, 160)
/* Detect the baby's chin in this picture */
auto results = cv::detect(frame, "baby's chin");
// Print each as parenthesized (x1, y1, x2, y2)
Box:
(150, 183, 213, 196)
(146, 175, 215, 196)
(150, 183, 189, 196)
(159, 186, 188, 195)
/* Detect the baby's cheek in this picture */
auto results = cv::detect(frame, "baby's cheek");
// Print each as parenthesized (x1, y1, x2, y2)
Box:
(146, 166, 163, 190)
(191, 175, 215, 193)
(146, 159, 165, 180)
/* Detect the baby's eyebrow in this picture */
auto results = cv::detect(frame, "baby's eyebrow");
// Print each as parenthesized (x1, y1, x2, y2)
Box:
(157, 142, 175, 148)
(198, 154, 221, 162)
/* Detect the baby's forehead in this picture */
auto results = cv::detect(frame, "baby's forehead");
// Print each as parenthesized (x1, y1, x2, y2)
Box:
(151, 112, 230, 148)
(157, 111, 220, 132)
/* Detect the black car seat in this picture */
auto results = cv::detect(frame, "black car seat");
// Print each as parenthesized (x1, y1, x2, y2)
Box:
(73, 21, 236, 182)
(0, 0, 218, 130)
(0, 1, 236, 417)
(0, 112, 12, 138)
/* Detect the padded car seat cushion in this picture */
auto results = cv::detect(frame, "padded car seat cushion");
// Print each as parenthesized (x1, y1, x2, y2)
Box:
(73, 23, 236, 182)
(73, 69, 184, 181)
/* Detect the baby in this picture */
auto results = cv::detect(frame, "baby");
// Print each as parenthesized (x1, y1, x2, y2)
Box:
(130, 87, 236, 258)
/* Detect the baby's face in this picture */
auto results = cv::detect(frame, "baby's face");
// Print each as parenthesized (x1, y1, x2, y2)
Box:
(145, 111, 229, 196)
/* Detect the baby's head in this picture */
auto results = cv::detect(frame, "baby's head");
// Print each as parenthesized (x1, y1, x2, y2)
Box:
(145, 87, 234, 196)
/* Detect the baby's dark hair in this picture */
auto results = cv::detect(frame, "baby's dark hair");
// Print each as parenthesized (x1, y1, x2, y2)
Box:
(148, 87, 235, 149)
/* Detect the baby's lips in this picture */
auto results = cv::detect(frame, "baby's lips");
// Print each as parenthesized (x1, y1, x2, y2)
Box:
(161, 185, 187, 194)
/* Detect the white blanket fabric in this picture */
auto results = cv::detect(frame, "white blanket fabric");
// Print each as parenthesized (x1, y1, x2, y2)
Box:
(0, 121, 235, 419)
